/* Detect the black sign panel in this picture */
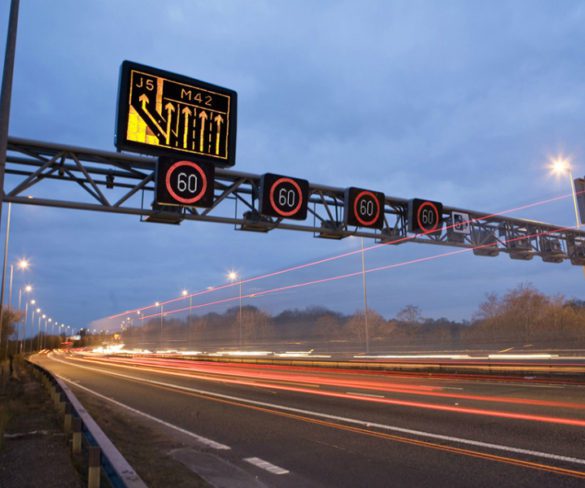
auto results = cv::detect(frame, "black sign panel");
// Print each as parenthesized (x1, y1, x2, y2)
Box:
(156, 158, 215, 208)
(116, 61, 237, 167)
(259, 173, 309, 220)
(344, 187, 385, 229)
(408, 198, 443, 233)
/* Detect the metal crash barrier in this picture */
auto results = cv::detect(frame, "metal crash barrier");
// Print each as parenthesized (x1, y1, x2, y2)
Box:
(27, 360, 146, 488)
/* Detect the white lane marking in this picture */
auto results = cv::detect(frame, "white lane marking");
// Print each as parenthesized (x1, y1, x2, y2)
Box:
(244, 457, 289, 475)
(56, 374, 230, 451)
(512, 384, 566, 389)
(346, 391, 385, 398)
(45, 355, 585, 467)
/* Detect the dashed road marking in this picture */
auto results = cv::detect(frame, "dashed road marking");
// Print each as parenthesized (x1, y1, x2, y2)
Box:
(46, 355, 585, 467)
(244, 457, 289, 475)
(346, 391, 385, 398)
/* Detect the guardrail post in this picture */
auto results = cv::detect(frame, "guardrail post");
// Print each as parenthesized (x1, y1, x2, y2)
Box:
(88, 445, 101, 488)
(64, 404, 72, 434)
(57, 392, 66, 415)
(71, 417, 82, 455)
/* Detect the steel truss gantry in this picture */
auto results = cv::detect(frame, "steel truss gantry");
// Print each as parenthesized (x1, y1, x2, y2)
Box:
(5, 136, 585, 265)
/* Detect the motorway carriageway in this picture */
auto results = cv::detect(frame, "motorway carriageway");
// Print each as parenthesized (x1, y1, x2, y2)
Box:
(35, 351, 585, 488)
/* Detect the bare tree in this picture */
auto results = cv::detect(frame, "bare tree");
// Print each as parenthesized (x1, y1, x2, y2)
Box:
(396, 305, 422, 324)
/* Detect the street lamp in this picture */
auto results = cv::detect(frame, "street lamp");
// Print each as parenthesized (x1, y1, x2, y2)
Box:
(136, 309, 145, 349)
(26, 299, 36, 353)
(41, 314, 46, 349)
(47, 318, 52, 340)
(154, 301, 163, 348)
(8, 258, 29, 307)
(35, 308, 41, 350)
(182, 290, 192, 348)
(19, 294, 33, 353)
(550, 156, 580, 228)
(16, 283, 32, 351)
(18, 283, 32, 309)
(360, 237, 370, 354)
(227, 271, 243, 348)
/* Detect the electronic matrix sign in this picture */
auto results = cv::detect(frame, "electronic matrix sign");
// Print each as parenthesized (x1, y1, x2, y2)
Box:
(451, 211, 471, 235)
(259, 173, 309, 220)
(408, 198, 443, 234)
(116, 61, 237, 167)
(156, 158, 215, 208)
(344, 187, 385, 229)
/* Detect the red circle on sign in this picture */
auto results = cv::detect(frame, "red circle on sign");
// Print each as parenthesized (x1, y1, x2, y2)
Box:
(165, 161, 208, 205)
(353, 191, 381, 227)
(416, 201, 439, 233)
(269, 177, 303, 217)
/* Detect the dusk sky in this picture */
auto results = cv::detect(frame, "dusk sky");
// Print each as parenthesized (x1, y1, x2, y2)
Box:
(1, 1, 584, 332)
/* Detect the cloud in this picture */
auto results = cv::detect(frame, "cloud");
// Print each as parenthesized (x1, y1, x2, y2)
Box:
(2, 1, 584, 329)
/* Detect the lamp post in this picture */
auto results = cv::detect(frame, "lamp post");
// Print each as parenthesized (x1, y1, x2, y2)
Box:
(360, 238, 370, 354)
(137, 309, 144, 349)
(21, 296, 33, 353)
(227, 271, 243, 348)
(26, 300, 36, 353)
(40, 314, 46, 349)
(551, 157, 584, 276)
(155, 301, 162, 350)
(17, 284, 31, 351)
(8, 258, 29, 307)
(551, 157, 580, 228)
(182, 289, 191, 348)
(45, 317, 53, 345)
(35, 309, 41, 350)
(17, 283, 31, 310)
(0, 0, 21, 357)
(4, 258, 28, 354)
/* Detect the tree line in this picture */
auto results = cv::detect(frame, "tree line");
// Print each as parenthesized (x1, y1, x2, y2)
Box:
(120, 284, 585, 351)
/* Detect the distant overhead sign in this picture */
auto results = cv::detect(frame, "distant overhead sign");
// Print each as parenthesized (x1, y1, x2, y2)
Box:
(116, 61, 237, 167)
(259, 173, 309, 220)
(345, 187, 385, 229)
(451, 211, 471, 234)
(156, 157, 215, 208)
(408, 198, 443, 234)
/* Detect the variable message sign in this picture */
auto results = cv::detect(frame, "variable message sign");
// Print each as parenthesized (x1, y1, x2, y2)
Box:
(344, 187, 385, 229)
(116, 61, 237, 166)
(451, 211, 471, 234)
(260, 173, 309, 220)
(408, 198, 443, 234)
(156, 157, 215, 208)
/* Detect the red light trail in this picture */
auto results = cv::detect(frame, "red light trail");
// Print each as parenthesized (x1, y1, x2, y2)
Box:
(141, 222, 576, 320)
(107, 189, 579, 321)
(96, 356, 585, 411)
(76, 355, 585, 428)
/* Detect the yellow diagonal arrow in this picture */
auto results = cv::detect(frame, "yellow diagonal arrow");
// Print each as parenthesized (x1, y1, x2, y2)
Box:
(138, 94, 167, 139)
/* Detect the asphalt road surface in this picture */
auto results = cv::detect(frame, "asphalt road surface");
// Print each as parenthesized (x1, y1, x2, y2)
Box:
(33, 351, 585, 487)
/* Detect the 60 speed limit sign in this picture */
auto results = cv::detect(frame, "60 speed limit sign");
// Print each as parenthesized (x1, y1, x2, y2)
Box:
(344, 187, 385, 229)
(156, 157, 215, 207)
(259, 173, 309, 220)
(408, 198, 443, 233)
